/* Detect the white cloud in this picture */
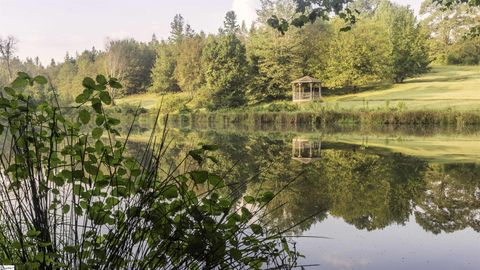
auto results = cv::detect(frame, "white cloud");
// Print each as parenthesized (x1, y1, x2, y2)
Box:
(232, 0, 259, 25)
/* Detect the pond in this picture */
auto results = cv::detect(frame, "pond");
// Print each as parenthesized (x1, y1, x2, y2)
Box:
(129, 121, 480, 270)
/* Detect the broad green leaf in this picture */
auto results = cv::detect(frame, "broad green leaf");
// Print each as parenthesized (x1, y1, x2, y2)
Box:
(85, 163, 98, 175)
(11, 77, 28, 88)
(243, 196, 255, 204)
(75, 93, 87, 104)
(4, 87, 15, 96)
(92, 98, 102, 114)
(261, 191, 275, 203)
(64, 245, 78, 253)
(99, 91, 112, 105)
(17, 72, 30, 79)
(108, 79, 122, 89)
(92, 127, 103, 139)
(27, 229, 41, 237)
(164, 185, 178, 199)
(96, 74, 107, 84)
(79, 109, 91, 124)
(208, 174, 224, 187)
(190, 170, 208, 184)
(82, 77, 96, 89)
(33, 75, 48, 85)
(62, 204, 70, 214)
(250, 224, 263, 235)
(107, 117, 120, 126)
(96, 115, 105, 126)
(106, 197, 120, 207)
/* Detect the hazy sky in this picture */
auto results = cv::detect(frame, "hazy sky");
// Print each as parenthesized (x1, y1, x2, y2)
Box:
(0, 0, 422, 64)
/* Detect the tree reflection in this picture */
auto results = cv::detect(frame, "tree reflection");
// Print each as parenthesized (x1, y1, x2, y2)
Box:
(129, 130, 480, 235)
(415, 163, 480, 234)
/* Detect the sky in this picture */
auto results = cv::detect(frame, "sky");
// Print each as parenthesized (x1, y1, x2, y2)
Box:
(0, 0, 422, 64)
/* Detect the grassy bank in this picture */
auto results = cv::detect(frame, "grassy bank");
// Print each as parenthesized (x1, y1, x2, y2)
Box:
(168, 109, 480, 129)
(117, 65, 480, 112)
(118, 65, 480, 126)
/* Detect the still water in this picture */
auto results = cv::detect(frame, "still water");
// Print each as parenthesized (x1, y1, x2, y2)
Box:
(132, 121, 480, 269)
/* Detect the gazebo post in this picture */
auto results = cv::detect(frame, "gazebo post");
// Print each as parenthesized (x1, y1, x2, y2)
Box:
(309, 83, 313, 100)
(299, 83, 302, 100)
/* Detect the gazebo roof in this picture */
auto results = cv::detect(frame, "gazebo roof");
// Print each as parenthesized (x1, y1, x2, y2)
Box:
(292, 76, 321, 84)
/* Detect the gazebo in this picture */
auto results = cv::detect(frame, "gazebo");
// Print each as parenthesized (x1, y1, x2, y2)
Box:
(292, 76, 322, 102)
(292, 138, 322, 164)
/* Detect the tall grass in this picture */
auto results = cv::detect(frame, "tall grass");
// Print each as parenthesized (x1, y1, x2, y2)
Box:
(169, 109, 480, 129)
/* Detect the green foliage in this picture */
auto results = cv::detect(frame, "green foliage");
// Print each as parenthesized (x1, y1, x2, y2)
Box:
(174, 35, 207, 95)
(4, 0, 477, 112)
(325, 18, 391, 88)
(103, 39, 156, 97)
(247, 27, 303, 102)
(447, 36, 480, 65)
(150, 42, 179, 92)
(421, 0, 480, 63)
(202, 34, 248, 109)
(223, 11, 240, 34)
(266, 0, 356, 34)
(0, 72, 299, 269)
(376, 0, 430, 82)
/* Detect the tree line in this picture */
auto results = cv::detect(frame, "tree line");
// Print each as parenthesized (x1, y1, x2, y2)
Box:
(0, 0, 478, 109)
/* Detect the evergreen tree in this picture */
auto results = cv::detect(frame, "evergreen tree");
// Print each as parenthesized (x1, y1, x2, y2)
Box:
(169, 14, 185, 44)
(202, 34, 248, 109)
(150, 42, 179, 92)
(223, 11, 240, 34)
(174, 35, 206, 97)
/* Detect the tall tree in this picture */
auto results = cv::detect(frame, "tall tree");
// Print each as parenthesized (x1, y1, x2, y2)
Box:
(103, 39, 155, 101)
(169, 14, 185, 44)
(247, 28, 303, 102)
(325, 18, 391, 89)
(174, 34, 206, 97)
(223, 11, 240, 34)
(150, 42, 179, 93)
(202, 33, 248, 109)
(376, 1, 430, 82)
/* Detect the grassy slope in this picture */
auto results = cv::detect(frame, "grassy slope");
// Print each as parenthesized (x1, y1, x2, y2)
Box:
(116, 65, 480, 111)
(323, 65, 480, 111)
(115, 92, 162, 110)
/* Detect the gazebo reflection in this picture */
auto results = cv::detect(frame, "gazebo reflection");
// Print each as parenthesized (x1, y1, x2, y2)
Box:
(292, 137, 322, 164)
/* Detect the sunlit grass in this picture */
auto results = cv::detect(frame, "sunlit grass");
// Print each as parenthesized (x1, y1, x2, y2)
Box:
(323, 65, 480, 111)
(115, 65, 480, 112)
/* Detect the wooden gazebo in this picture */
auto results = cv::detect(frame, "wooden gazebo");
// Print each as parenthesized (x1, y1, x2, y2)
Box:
(292, 76, 322, 102)
(292, 138, 322, 164)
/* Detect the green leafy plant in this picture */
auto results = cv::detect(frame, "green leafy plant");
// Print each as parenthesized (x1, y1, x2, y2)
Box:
(0, 72, 299, 269)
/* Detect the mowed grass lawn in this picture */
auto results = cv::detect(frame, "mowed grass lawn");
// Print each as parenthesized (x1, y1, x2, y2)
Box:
(116, 65, 480, 111)
(323, 65, 480, 111)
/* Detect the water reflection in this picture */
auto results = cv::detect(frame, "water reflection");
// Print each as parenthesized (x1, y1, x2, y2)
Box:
(128, 130, 480, 235)
(128, 128, 480, 269)
(292, 137, 322, 164)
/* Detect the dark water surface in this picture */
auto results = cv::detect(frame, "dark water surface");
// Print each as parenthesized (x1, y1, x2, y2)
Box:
(131, 121, 480, 269)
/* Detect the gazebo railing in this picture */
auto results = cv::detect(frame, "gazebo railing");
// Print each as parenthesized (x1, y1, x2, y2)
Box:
(293, 91, 321, 101)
